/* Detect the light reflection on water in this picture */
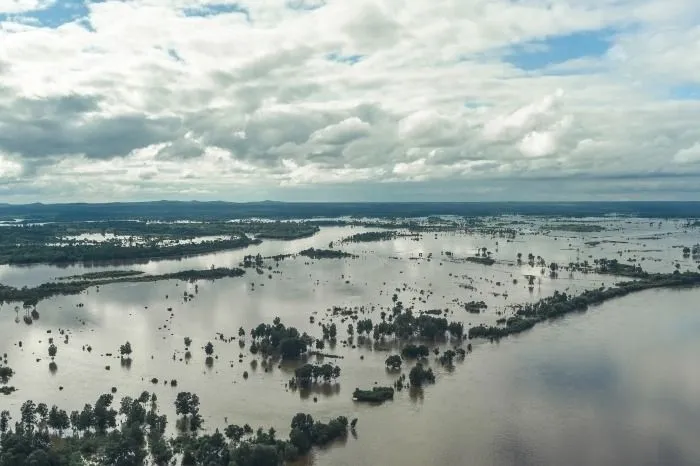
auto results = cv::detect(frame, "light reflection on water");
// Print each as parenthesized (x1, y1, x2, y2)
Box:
(0, 220, 699, 465)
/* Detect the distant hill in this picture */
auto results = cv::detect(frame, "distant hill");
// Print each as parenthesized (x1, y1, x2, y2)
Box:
(0, 201, 699, 222)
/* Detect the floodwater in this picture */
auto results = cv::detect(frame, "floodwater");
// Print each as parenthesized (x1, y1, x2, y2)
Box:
(1, 218, 699, 465)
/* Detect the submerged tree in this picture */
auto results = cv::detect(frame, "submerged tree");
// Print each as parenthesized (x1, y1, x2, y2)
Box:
(119, 341, 133, 359)
(385, 355, 402, 370)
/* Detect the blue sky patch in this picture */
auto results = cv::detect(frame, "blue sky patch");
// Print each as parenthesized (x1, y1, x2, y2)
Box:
(503, 28, 616, 71)
(0, 0, 90, 29)
(286, 0, 326, 11)
(326, 52, 364, 65)
(463, 100, 490, 109)
(182, 3, 250, 22)
(669, 83, 700, 100)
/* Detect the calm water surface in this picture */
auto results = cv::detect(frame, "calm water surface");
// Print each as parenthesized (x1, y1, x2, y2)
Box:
(1, 219, 699, 465)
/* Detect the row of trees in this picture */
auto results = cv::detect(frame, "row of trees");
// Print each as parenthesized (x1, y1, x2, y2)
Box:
(0, 390, 355, 466)
(365, 308, 464, 341)
(470, 270, 700, 340)
(291, 364, 341, 389)
(0, 267, 247, 305)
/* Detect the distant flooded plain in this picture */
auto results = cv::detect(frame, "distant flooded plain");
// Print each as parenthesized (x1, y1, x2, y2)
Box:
(1, 218, 699, 465)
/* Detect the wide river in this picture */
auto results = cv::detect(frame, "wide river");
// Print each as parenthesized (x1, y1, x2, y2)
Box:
(1, 218, 699, 465)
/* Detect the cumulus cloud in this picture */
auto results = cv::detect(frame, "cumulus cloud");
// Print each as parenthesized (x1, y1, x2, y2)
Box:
(0, 0, 54, 14)
(0, 154, 23, 178)
(398, 110, 462, 147)
(518, 115, 574, 158)
(674, 143, 700, 164)
(309, 117, 371, 145)
(483, 89, 564, 142)
(0, 0, 699, 201)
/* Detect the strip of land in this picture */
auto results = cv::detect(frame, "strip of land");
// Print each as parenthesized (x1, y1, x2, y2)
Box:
(469, 271, 700, 340)
(0, 267, 246, 305)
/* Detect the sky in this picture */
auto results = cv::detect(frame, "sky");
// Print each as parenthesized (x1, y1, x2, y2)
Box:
(0, 0, 699, 203)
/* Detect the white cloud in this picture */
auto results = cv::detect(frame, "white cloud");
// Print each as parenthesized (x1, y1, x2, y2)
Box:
(0, 0, 54, 14)
(518, 115, 573, 158)
(483, 89, 564, 142)
(0, 0, 699, 201)
(674, 143, 700, 164)
(398, 110, 461, 147)
(393, 158, 427, 177)
(0, 154, 23, 178)
(309, 117, 371, 145)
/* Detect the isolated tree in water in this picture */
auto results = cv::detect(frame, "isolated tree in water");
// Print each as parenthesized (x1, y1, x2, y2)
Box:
(119, 341, 132, 358)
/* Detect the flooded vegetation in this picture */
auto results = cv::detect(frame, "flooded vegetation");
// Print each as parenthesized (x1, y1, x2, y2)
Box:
(1, 203, 700, 465)
(0, 220, 319, 265)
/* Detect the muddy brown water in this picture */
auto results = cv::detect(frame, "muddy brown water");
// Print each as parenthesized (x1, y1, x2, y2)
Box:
(1, 219, 699, 465)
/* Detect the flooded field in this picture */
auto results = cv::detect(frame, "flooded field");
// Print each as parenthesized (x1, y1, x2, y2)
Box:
(1, 217, 699, 465)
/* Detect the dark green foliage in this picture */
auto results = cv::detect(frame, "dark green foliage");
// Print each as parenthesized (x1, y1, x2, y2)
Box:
(171, 412, 349, 466)
(385, 355, 402, 370)
(466, 256, 495, 265)
(0, 267, 247, 305)
(401, 344, 430, 359)
(370, 308, 461, 342)
(438, 350, 456, 366)
(464, 301, 487, 313)
(0, 219, 320, 266)
(0, 236, 259, 266)
(595, 258, 647, 278)
(352, 387, 394, 403)
(355, 319, 373, 335)
(0, 411, 10, 434)
(341, 231, 417, 243)
(93, 394, 117, 433)
(447, 322, 464, 338)
(137, 392, 150, 404)
(47, 406, 70, 435)
(298, 248, 355, 259)
(308, 416, 348, 446)
(224, 424, 247, 443)
(0, 366, 13, 384)
(242, 253, 265, 268)
(174, 392, 201, 433)
(408, 363, 435, 387)
(469, 271, 700, 341)
(292, 364, 341, 388)
(58, 270, 144, 281)
(249, 319, 310, 360)
(0, 391, 173, 466)
(289, 428, 311, 455)
(290, 413, 314, 434)
(279, 338, 307, 360)
(543, 223, 605, 232)
(119, 342, 132, 358)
